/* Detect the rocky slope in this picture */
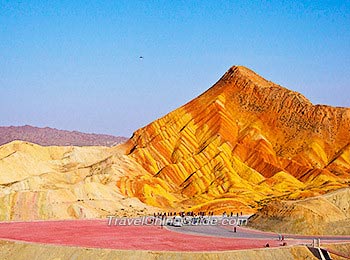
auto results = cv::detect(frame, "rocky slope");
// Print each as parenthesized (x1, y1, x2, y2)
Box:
(0, 141, 157, 220)
(249, 188, 350, 235)
(0, 125, 127, 147)
(1, 65, 349, 221)
(120, 66, 350, 213)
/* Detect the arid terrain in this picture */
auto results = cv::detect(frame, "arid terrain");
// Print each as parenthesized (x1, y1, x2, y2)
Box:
(1, 66, 349, 231)
(249, 187, 350, 235)
(1, 65, 350, 259)
(0, 141, 157, 220)
(121, 66, 350, 215)
(1, 240, 340, 260)
(0, 125, 127, 147)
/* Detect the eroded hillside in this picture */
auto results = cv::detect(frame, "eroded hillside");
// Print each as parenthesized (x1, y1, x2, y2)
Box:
(1, 65, 349, 220)
(120, 66, 350, 213)
(0, 141, 156, 220)
(249, 187, 350, 235)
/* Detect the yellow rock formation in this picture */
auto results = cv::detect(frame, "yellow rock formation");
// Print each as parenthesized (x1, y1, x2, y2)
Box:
(249, 188, 350, 235)
(0, 141, 157, 220)
(1, 65, 349, 219)
(121, 66, 350, 213)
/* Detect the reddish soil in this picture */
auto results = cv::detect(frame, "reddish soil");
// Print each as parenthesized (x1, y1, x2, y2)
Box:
(0, 220, 284, 251)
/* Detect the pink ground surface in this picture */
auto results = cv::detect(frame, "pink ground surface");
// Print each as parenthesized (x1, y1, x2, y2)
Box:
(0, 220, 289, 251)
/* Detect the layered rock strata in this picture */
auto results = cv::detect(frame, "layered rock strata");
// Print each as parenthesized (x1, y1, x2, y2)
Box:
(120, 66, 350, 213)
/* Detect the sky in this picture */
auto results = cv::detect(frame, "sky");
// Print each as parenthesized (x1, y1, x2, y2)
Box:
(1, 1, 349, 137)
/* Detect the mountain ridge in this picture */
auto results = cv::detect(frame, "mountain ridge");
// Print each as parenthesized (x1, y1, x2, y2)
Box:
(0, 125, 127, 147)
(120, 65, 350, 212)
(1, 65, 349, 220)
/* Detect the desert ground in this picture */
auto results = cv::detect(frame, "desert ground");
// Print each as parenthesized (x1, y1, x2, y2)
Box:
(1, 66, 350, 259)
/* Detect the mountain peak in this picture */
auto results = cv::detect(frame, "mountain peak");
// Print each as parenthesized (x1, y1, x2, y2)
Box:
(220, 65, 272, 87)
(209, 65, 313, 110)
(227, 65, 259, 76)
(121, 65, 350, 213)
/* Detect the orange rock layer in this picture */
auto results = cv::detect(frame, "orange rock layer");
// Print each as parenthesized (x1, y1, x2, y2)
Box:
(119, 66, 350, 213)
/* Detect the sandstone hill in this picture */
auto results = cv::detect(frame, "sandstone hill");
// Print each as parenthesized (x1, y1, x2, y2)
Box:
(0, 141, 156, 220)
(249, 187, 350, 235)
(1, 65, 349, 221)
(120, 66, 350, 213)
(0, 125, 127, 147)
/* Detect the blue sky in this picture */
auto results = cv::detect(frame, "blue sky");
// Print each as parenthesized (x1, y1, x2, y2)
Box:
(1, 1, 349, 137)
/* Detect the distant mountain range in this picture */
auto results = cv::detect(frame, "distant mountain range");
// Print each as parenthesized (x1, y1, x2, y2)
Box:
(0, 125, 127, 146)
